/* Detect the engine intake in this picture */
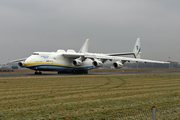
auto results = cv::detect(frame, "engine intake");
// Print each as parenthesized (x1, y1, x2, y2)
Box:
(18, 61, 25, 68)
(93, 59, 103, 67)
(72, 59, 82, 66)
(113, 61, 123, 69)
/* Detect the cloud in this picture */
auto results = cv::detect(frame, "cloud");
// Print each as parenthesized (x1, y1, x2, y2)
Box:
(0, 0, 179, 63)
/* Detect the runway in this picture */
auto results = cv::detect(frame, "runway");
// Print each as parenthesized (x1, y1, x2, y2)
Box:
(0, 70, 180, 77)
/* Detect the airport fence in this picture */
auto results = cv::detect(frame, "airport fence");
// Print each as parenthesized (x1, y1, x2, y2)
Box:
(87, 105, 180, 120)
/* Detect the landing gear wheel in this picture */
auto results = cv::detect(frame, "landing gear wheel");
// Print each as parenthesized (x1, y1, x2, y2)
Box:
(73, 70, 88, 74)
(34, 71, 42, 75)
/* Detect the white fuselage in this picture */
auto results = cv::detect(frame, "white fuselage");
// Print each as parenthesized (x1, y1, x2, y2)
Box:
(23, 52, 94, 72)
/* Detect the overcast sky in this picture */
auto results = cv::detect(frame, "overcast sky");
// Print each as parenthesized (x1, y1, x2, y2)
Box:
(0, 0, 180, 63)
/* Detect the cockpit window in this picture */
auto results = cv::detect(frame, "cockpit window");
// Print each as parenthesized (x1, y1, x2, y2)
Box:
(33, 53, 39, 55)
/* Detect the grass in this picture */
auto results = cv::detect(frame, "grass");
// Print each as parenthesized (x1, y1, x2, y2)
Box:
(0, 73, 180, 119)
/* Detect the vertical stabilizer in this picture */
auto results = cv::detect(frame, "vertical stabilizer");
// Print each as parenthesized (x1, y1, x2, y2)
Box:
(133, 38, 141, 59)
(79, 39, 89, 53)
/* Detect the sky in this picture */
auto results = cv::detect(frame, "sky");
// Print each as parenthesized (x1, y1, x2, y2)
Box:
(0, 0, 180, 63)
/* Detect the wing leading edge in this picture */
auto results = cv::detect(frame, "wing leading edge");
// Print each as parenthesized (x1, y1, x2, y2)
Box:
(62, 52, 169, 64)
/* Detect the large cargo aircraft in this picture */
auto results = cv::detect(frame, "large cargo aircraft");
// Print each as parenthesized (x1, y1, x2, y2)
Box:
(10, 38, 169, 74)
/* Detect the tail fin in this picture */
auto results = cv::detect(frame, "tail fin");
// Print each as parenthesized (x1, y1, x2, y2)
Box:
(133, 38, 141, 59)
(79, 39, 89, 53)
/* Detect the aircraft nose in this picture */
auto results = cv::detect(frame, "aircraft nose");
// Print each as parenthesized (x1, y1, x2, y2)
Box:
(25, 56, 33, 63)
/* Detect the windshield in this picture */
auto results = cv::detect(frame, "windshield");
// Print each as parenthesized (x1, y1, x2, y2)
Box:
(33, 53, 39, 55)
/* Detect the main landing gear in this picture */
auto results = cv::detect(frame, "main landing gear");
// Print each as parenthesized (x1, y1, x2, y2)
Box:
(34, 71, 42, 75)
(57, 70, 88, 74)
(57, 71, 71, 74)
(72, 70, 88, 74)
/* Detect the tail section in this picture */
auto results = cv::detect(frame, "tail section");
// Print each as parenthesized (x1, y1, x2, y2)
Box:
(133, 38, 141, 59)
(79, 39, 89, 53)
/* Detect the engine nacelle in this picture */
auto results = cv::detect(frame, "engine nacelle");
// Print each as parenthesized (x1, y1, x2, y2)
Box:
(18, 61, 25, 68)
(72, 59, 82, 66)
(93, 59, 103, 67)
(113, 61, 123, 69)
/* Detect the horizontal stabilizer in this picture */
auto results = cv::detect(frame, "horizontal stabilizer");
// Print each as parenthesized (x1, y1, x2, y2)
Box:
(108, 52, 136, 58)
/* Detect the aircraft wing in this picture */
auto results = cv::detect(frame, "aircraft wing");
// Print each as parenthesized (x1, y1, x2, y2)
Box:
(85, 54, 170, 64)
(61, 52, 169, 64)
(62, 53, 85, 59)
(8, 58, 27, 63)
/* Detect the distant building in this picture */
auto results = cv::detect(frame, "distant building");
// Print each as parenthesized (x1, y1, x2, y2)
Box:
(0, 64, 13, 72)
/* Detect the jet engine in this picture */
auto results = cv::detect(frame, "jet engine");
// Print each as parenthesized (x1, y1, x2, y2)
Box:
(18, 61, 25, 68)
(72, 59, 82, 66)
(113, 61, 123, 69)
(92, 59, 103, 67)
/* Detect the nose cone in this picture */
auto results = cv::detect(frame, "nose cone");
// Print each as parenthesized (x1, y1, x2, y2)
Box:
(23, 57, 31, 67)
(24, 55, 39, 68)
(24, 55, 43, 65)
(24, 55, 35, 64)
(25, 57, 32, 63)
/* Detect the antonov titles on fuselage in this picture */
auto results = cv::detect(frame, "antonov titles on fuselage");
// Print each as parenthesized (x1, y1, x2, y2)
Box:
(10, 38, 169, 74)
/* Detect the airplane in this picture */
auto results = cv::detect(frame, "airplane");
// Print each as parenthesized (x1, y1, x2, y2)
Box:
(9, 38, 169, 74)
